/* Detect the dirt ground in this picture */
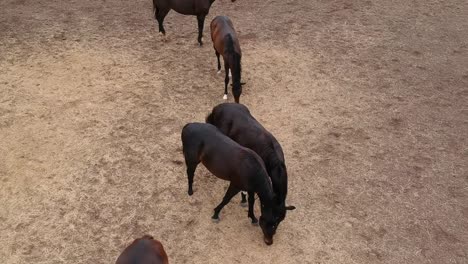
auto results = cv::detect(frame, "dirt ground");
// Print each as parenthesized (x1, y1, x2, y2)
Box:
(1, 0, 467, 263)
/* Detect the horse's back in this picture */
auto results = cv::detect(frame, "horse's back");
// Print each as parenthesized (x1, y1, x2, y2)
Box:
(208, 103, 284, 165)
(163, 0, 212, 15)
(212, 102, 250, 115)
(210, 16, 234, 29)
(182, 122, 238, 155)
(210, 103, 265, 137)
(116, 235, 168, 264)
(210, 16, 240, 54)
(182, 122, 222, 144)
(182, 122, 266, 186)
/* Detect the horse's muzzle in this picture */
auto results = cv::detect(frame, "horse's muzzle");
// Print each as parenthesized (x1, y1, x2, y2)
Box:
(264, 236, 273, 246)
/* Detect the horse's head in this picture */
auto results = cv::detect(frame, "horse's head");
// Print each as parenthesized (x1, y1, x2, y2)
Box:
(259, 207, 276, 245)
(269, 164, 295, 224)
(233, 82, 242, 103)
(230, 82, 245, 103)
(258, 193, 296, 246)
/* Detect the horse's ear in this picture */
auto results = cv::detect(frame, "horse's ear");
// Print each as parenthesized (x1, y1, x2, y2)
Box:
(285, 205, 296, 210)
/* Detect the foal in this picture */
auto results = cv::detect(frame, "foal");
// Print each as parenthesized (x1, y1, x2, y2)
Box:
(206, 103, 296, 225)
(152, 0, 237, 45)
(210, 16, 242, 103)
(115, 235, 169, 264)
(181, 123, 278, 245)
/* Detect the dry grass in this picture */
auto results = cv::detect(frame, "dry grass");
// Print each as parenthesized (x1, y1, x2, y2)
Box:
(0, 0, 467, 263)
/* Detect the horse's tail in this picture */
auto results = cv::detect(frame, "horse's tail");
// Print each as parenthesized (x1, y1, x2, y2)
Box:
(205, 112, 214, 124)
(152, 0, 157, 19)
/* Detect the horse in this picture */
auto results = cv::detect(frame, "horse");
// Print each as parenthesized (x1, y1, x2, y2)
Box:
(181, 122, 278, 245)
(210, 16, 243, 103)
(152, 0, 237, 46)
(115, 235, 169, 264)
(206, 103, 296, 226)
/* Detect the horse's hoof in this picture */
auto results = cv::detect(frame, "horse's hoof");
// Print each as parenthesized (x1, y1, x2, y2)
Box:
(251, 221, 259, 226)
(223, 94, 228, 100)
(240, 201, 247, 207)
(217, 70, 221, 74)
(211, 217, 220, 223)
(188, 190, 193, 196)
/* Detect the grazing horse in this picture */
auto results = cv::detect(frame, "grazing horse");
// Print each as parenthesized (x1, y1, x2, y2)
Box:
(210, 16, 242, 103)
(206, 103, 296, 225)
(181, 122, 278, 245)
(152, 0, 237, 46)
(115, 235, 169, 264)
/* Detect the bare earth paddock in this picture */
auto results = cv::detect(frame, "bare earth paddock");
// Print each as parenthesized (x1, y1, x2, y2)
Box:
(1, 0, 467, 263)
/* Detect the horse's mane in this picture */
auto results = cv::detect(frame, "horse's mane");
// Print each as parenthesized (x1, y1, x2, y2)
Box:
(263, 139, 288, 201)
(205, 112, 214, 124)
(263, 138, 284, 168)
(224, 34, 241, 81)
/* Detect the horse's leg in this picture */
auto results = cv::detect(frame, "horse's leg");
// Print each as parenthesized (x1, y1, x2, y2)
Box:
(240, 192, 247, 207)
(186, 163, 197, 196)
(183, 146, 199, 196)
(223, 61, 230, 100)
(215, 51, 221, 74)
(247, 191, 258, 224)
(212, 183, 240, 221)
(196, 15, 206, 46)
(156, 7, 170, 38)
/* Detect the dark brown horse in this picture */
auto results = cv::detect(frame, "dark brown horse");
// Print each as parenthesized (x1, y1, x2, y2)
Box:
(152, 0, 237, 45)
(210, 16, 243, 103)
(206, 103, 296, 226)
(115, 235, 169, 264)
(181, 122, 278, 245)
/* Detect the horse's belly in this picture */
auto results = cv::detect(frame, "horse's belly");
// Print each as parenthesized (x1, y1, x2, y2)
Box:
(171, 0, 209, 15)
(202, 160, 231, 182)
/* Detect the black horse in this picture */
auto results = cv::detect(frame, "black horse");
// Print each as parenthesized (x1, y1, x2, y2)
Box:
(152, 0, 237, 46)
(181, 122, 278, 245)
(206, 103, 295, 225)
(210, 16, 243, 102)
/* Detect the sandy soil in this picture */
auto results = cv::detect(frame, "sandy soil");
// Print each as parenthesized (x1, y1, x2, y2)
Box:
(1, 0, 467, 263)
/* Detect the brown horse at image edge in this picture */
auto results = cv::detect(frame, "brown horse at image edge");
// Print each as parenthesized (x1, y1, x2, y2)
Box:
(115, 235, 169, 264)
